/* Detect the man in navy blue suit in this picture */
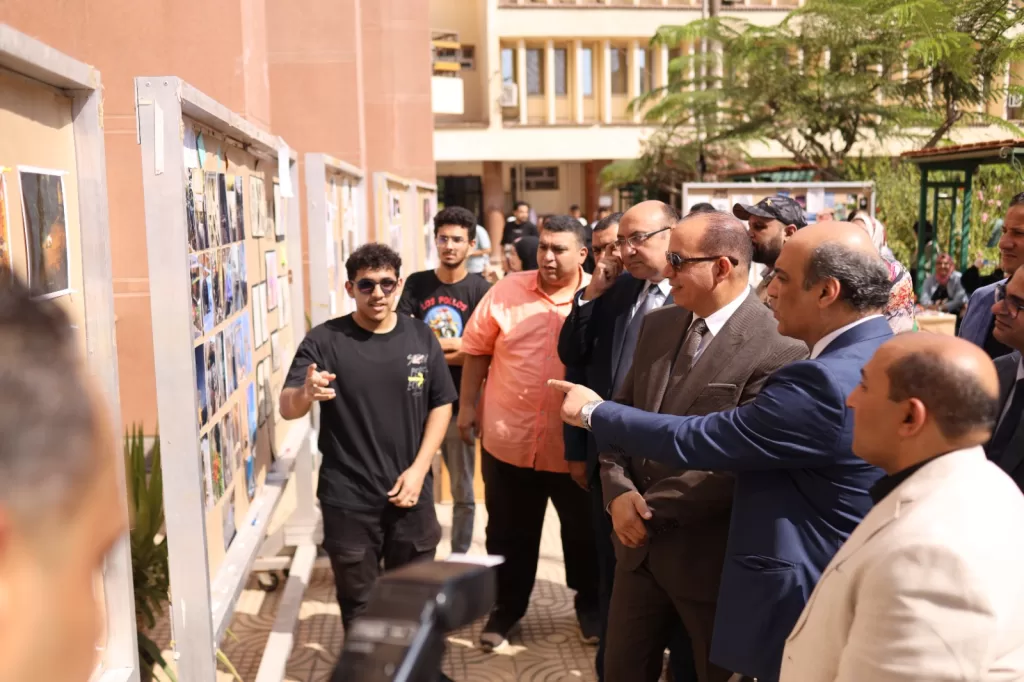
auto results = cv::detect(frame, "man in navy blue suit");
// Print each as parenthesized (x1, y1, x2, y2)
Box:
(960, 193, 1024, 359)
(551, 222, 892, 682)
(559, 200, 696, 682)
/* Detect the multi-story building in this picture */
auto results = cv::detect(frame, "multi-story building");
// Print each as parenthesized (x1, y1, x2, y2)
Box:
(431, 0, 1023, 239)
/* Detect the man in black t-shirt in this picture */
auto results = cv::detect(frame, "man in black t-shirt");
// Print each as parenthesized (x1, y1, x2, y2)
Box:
(398, 206, 491, 555)
(501, 200, 538, 245)
(280, 243, 457, 632)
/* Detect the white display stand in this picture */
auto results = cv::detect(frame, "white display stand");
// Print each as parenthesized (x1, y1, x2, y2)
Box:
(682, 181, 876, 221)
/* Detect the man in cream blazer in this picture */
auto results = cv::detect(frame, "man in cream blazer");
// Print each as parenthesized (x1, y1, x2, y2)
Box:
(781, 334, 1024, 681)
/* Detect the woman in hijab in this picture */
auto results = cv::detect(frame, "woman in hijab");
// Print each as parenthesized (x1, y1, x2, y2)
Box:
(508, 235, 539, 272)
(849, 211, 916, 333)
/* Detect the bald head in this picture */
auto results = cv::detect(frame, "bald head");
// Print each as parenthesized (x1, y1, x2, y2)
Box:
(677, 210, 753, 275)
(620, 200, 679, 233)
(792, 222, 891, 312)
(618, 201, 678, 281)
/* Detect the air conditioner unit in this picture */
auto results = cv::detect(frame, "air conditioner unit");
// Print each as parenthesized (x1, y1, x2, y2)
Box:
(500, 82, 518, 108)
(1009, 94, 1023, 109)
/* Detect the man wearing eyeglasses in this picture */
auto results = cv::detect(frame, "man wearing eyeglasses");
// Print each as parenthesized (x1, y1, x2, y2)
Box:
(598, 211, 806, 682)
(398, 206, 491, 555)
(558, 201, 697, 681)
(983, 265, 1024, 490)
(733, 196, 808, 304)
(280, 243, 457, 633)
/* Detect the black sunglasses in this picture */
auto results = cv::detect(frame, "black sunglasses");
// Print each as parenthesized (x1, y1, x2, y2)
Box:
(354, 278, 398, 295)
(995, 281, 1022, 319)
(666, 252, 739, 270)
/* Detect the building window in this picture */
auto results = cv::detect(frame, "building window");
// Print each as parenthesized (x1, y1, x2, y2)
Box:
(638, 48, 652, 94)
(580, 47, 594, 97)
(461, 45, 476, 71)
(527, 48, 544, 95)
(501, 47, 515, 84)
(555, 48, 568, 95)
(610, 48, 628, 95)
(524, 166, 559, 191)
(1010, 93, 1023, 121)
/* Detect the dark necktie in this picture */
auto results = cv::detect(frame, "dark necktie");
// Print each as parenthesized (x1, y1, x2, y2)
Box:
(612, 285, 660, 397)
(989, 379, 1024, 461)
(680, 318, 709, 369)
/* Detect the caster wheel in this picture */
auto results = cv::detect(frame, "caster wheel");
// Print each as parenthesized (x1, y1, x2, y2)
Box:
(257, 571, 281, 592)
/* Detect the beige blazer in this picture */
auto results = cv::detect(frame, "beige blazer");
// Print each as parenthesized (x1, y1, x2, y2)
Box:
(781, 447, 1024, 682)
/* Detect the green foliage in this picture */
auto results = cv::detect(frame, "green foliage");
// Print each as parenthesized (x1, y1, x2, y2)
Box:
(598, 130, 744, 192)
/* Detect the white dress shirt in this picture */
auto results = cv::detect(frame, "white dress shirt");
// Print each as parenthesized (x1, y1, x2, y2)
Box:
(809, 315, 884, 360)
(578, 277, 671, 315)
(687, 286, 750, 364)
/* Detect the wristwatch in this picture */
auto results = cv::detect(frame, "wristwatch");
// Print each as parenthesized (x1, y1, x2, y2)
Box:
(580, 400, 603, 431)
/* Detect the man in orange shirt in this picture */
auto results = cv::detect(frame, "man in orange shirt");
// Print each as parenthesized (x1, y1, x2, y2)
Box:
(459, 214, 600, 650)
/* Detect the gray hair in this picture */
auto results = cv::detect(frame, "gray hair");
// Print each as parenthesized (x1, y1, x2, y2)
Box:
(803, 242, 892, 311)
(690, 210, 753, 273)
(0, 274, 99, 523)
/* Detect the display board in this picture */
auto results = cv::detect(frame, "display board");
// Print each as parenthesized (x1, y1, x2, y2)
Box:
(682, 181, 876, 222)
(305, 154, 367, 325)
(136, 76, 313, 681)
(0, 26, 139, 682)
(373, 172, 438, 278)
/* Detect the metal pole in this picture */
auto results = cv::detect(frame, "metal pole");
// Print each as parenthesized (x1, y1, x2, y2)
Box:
(915, 167, 929, 292)
(948, 184, 958, 258)
(960, 167, 975, 270)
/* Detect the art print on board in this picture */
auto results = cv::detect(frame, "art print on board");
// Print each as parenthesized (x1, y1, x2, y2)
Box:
(211, 422, 224, 499)
(225, 243, 248, 317)
(218, 173, 231, 246)
(205, 337, 220, 416)
(191, 169, 209, 251)
(249, 176, 266, 237)
(190, 254, 203, 340)
(214, 248, 226, 326)
(222, 321, 236, 395)
(226, 175, 238, 243)
(266, 181, 276, 238)
(214, 331, 228, 407)
(260, 358, 273, 422)
(200, 252, 215, 333)
(204, 172, 221, 248)
(223, 498, 236, 552)
(235, 175, 245, 240)
(223, 247, 236, 320)
(270, 330, 281, 372)
(256, 360, 266, 426)
(200, 435, 213, 511)
(194, 344, 208, 428)
(19, 169, 69, 296)
(0, 174, 10, 277)
(265, 251, 278, 311)
(186, 170, 199, 252)
(247, 380, 258, 455)
(222, 414, 235, 493)
(274, 182, 285, 241)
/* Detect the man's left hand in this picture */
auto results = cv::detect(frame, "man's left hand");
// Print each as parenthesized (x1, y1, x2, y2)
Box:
(388, 465, 427, 508)
(439, 337, 462, 353)
(548, 380, 602, 428)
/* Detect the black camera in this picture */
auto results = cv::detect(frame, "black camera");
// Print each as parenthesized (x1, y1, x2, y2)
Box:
(331, 560, 497, 682)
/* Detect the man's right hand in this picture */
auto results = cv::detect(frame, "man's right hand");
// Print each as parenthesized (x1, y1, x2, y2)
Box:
(609, 491, 652, 548)
(568, 461, 589, 491)
(303, 363, 337, 402)
(457, 403, 478, 445)
(583, 257, 622, 301)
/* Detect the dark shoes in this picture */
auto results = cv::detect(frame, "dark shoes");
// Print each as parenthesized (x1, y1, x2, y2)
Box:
(479, 612, 519, 652)
(577, 608, 601, 645)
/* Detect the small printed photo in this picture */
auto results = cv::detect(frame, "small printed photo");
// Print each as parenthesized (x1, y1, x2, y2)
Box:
(249, 176, 266, 238)
(205, 337, 220, 416)
(214, 248, 226, 325)
(236, 243, 248, 309)
(235, 175, 246, 241)
(19, 169, 69, 296)
(247, 380, 258, 453)
(232, 402, 244, 469)
(270, 330, 281, 372)
(256, 360, 266, 426)
(239, 311, 253, 376)
(218, 173, 231, 246)
(214, 332, 228, 407)
(260, 358, 273, 422)
(222, 322, 236, 396)
(190, 254, 203, 341)
(186, 170, 198, 253)
(194, 344, 208, 428)
(200, 435, 214, 511)
(224, 247, 236, 319)
(190, 169, 208, 251)
(226, 174, 238, 243)
(265, 251, 278, 311)
(245, 455, 255, 502)
(223, 498, 236, 552)
(222, 415, 235, 492)
(204, 171, 220, 248)
(211, 422, 224, 499)
(200, 252, 215, 334)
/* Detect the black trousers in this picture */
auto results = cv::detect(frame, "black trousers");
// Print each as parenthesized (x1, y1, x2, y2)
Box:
(321, 501, 442, 632)
(481, 449, 599, 627)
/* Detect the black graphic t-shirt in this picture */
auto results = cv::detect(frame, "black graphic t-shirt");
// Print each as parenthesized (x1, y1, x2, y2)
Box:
(501, 220, 538, 245)
(397, 271, 491, 415)
(284, 314, 457, 510)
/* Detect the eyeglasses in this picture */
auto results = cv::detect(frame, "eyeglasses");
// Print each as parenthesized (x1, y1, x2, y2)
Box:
(614, 226, 671, 250)
(995, 281, 1022, 319)
(354, 278, 398, 296)
(666, 252, 739, 271)
(436, 235, 467, 245)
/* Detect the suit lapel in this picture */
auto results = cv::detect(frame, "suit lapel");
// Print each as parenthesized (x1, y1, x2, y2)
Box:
(610, 278, 645, 386)
(647, 309, 691, 412)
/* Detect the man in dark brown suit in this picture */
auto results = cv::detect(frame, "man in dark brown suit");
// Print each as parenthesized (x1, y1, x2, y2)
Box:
(600, 210, 808, 682)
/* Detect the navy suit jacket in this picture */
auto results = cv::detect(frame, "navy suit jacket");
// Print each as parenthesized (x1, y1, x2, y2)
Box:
(959, 279, 1002, 348)
(589, 316, 892, 680)
(559, 273, 648, 478)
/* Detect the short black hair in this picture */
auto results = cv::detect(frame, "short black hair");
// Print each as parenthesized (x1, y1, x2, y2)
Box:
(433, 206, 476, 238)
(346, 243, 402, 281)
(0, 272, 100, 521)
(593, 211, 623, 234)
(570, 204, 581, 212)
(513, 201, 530, 211)
(803, 243, 892, 312)
(887, 349, 999, 440)
(540, 214, 588, 247)
(1011, 192, 1024, 207)
(687, 211, 753, 272)
(688, 202, 716, 215)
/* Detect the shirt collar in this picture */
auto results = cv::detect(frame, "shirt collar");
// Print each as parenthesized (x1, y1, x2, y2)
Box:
(693, 286, 750, 338)
(809, 315, 884, 360)
(1017, 357, 1023, 381)
(641, 278, 672, 299)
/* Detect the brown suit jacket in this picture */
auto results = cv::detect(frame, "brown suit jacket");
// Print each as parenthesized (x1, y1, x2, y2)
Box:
(599, 289, 808, 601)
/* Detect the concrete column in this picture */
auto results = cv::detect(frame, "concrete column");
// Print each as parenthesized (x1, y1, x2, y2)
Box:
(545, 39, 556, 124)
(574, 39, 584, 123)
(629, 40, 640, 123)
(482, 161, 505, 259)
(688, 41, 696, 91)
(602, 39, 612, 124)
(517, 39, 528, 124)
(659, 44, 670, 89)
(484, 0, 502, 129)
(584, 160, 604, 221)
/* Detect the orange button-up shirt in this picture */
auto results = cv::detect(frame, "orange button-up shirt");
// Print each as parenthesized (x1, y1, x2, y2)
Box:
(462, 268, 590, 473)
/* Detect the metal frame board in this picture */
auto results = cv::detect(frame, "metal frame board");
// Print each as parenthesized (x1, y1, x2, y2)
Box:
(135, 76, 313, 681)
(682, 181, 876, 220)
(0, 23, 140, 682)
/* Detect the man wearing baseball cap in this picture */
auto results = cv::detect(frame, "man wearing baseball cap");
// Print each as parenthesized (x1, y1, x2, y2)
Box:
(734, 196, 808, 303)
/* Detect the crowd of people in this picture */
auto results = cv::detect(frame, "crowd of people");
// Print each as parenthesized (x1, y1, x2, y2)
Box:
(6, 189, 1024, 682)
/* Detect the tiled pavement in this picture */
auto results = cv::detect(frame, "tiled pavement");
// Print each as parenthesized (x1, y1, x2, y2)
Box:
(148, 501, 600, 681)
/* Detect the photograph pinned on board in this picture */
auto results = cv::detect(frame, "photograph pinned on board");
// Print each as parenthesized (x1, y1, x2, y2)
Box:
(222, 321, 236, 396)
(200, 435, 213, 512)
(190, 254, 203, 341)
(266, 180, 276, 237)
(232, 402, 244, 469)
(218, 173, 231, 246)
(278, 275, 290, 329)
(222, 414, 235, 493)
(214, 331, 228, 407)
(270, 330, 282, 372)
(259, 282, 270, 344)
(186, 169, 198, 252)
(249, 176, 266, 237)
(245, 456, 255, 502)
(191, 169, 208, 252)
(205, 337, 220, 416)
(200, 252, 215, 334)
(256, 359, 266, 426)
(226, 174, 238, 243)
(239, 311, 253, 375)
(224, 246, 236, 319)
(0, 174, 10, 278)
(247, 380, 258, 454)
(194, 344, 208, 428)
(274, 182, 285, 241)
(260, 358, 273, 422)
(223, 498, 236, 552)
(204, 171, 220, 248)
(251, 282, 265, 348)
(19, 168, 69, 297)
(228, 243, 248, 315)
(211, 421, 224, 499)
(235, 175, 245, 240)
(212, 248, 226, 326)
(265, 251, 278, 311)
